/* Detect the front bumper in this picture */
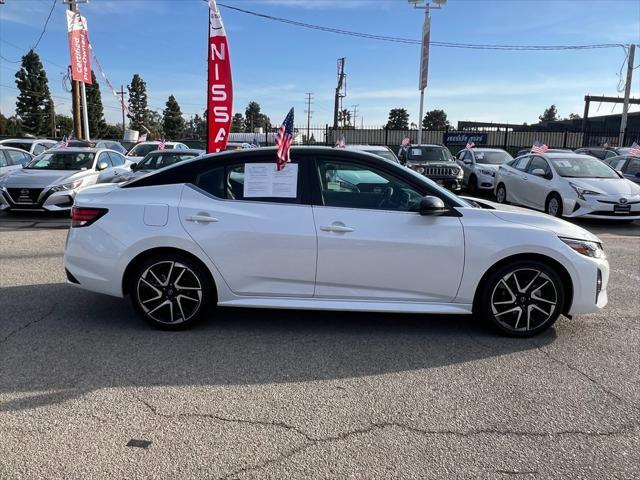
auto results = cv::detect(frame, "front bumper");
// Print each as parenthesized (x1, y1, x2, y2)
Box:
(0, 187, 76, 212)
(568, 253, 609, 315)
(426, 177, 462, 191)
(564, 195, 640, 221)
(476, 173, 496, 189)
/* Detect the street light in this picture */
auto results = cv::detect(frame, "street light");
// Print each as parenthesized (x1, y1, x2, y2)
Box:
(408, 0, 446, 145)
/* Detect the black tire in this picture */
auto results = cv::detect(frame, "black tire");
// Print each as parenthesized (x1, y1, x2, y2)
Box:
(129, 253, 213, 330)
(545, 193, 563, 218)
(495, 183, 507, 204)
(468, 175, 478, 195)
(476, 260, 565, 337)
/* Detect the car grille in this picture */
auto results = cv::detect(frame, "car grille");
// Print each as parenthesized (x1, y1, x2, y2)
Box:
(589, 210, 636, 217)
(6, 188, 44, 205)
(424, 167, 457, 177)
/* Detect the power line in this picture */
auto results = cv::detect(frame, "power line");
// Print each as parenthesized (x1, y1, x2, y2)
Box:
(32, 0, 58, 51)
(217, 3, 625, 51)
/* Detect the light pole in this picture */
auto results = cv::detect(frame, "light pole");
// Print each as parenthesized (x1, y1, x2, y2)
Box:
(408, 0, 446, 145)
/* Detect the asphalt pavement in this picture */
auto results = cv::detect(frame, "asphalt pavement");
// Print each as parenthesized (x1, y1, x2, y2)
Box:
(0, 211, 638, 479)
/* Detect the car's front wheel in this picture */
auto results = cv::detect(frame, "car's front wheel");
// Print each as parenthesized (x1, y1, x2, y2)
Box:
(130, 254, 212, 330)
(545, 193, 563, 217)
(478, 260, 565, 337)
(495, 183, 507, 204)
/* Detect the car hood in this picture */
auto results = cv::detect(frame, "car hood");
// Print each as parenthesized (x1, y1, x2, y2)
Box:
(565, 177, 640, 196)
(408, 161, 458, 168)
(469, 198, 600, 243)
(1, 168, 90, 188)
(475, 163, 501, 171)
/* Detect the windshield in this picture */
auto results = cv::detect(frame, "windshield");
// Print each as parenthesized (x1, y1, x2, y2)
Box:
(26, 152, 95, 170)
(407, 146, 454, 163)
(128, 143, 173, 157)
(137, 153, 199, 170)
(550, 156, 619, 179)
(365, 150, 398, 163)
(475, 151, 512, 165)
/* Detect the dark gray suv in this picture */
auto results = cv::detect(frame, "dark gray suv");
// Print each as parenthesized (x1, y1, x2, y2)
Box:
(399, 144, 463, 191)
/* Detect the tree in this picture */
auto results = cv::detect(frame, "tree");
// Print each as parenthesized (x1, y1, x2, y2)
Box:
(55, 114, 74, 137)
(568, 113, 581, 120)
(386, 108, 409, 130)
(338, 108, 351, 127)
(147, 110, 164, 139)
(231, 113, 245, 132)
(102, 124, 123, 139)
(244, 101, 271, 132)
(127, 74, 150, 132)
(162, 95, 185, 139)
(14, 49, 52, 136)
(86, 71, 107, 137)
(0, 112, 6, 135)
(422, 109, 449, 130)
(539, 104, 559, 122)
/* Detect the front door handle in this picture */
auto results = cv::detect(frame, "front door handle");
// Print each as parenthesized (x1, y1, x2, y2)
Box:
(186, 214, 219, 223)
(320, 224, 354, 233)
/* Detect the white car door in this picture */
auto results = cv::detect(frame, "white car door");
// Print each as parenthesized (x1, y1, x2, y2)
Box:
(460, 150, 474, 185)
(522, 156, 553, 210)
(503, 156, 531, 206)
(1, 150, 26, 174)
(312, 157, 464, 302)
(179, 157, 317, 297)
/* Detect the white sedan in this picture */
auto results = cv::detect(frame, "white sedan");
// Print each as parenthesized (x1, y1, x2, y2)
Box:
(494, 152, 640, 221)
(65, 147, 609, 337)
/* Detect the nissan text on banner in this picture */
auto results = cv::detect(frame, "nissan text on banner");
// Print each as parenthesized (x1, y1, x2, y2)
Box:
(207, 0, 233, 153)
(66, 11, 92, 84)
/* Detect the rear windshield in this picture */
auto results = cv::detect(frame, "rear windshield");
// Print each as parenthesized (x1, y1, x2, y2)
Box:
(550, 157, 619, 179)
(26, 152, 95, 170)
(475, 151, 513, 165)
(137, 153, 200, 170)
(407, 146, 454, 163)
(128, 143, 174, 157)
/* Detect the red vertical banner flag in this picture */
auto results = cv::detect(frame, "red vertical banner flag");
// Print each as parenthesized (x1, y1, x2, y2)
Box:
(207, 0, 233, 153)
(66, 10, 92, 84)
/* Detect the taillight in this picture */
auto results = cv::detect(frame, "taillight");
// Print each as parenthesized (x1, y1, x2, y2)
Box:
(70, 207, 108, 227)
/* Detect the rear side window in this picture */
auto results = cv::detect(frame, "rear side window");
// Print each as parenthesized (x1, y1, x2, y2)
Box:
(33, 143, 47, 155)
(627, 158, 640, 176)
(0, 151, 8, 167)
(526, 156, 551, 176)
(108, 152, 125, 166)
(513, 157, 530, 171)
(6, 150, 29, 165)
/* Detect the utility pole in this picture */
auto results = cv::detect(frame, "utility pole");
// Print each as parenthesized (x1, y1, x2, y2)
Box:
(408, 0, 446, 145)
(50, 100, 56, 138)
(333, 57, 346, 129)
(305, 93, 313, 144)
(619, 43, 635, 147)
(117, 85, 126, 135)
(351, 105, 359, 129)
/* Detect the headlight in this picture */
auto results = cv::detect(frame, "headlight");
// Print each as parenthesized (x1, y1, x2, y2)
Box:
(452, 167, 462, 177)
(569, 182, 600, 201)
(50, 180, 82, 192)
(416, 167, 425, 174)
(479, 169, 495, 177)
(560, 237, 605, 259)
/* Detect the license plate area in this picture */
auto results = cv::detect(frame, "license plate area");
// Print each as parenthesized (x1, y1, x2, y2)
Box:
(613, 204, 631, 214)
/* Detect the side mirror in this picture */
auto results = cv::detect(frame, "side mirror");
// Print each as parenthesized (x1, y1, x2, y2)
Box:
(419, 195, 447, 216)
(97, 161, 109, 171)
(531, 168, 546, 177)
(130, 163, 137, 171)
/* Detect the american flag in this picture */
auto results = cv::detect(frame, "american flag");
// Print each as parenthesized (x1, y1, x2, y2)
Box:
(55, 133, 72, 149)
(466, 141, 475, 149)
(602, 142, 609, 149)
(250, 137, 259, 148)
(401, 137, 411, 147)
(157, 139, 166, 150)
(138, 133, 147, 143)
(629, 142, 640, 157)
(276, 108, 294, 171)
(335, 134, 346, 148)
(531, 141, 548, 154)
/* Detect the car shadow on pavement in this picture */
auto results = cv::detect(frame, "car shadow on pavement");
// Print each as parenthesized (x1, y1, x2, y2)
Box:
(0, 211, 70, 231)
(0, 282, 556, 412)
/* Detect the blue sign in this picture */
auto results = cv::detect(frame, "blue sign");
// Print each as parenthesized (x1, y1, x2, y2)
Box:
(443, 132, 488, 145)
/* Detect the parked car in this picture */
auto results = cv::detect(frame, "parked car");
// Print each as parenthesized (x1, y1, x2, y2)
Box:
(400, 144, 463, 190)
(68, 139, 128, 155)
(0, 146, 33, 177)
(98, 149, 204, 183)
(574, 147, 620, 161)
(456, 148, 513, 194)
(65, 146, 609, 337)
(515, 148, 572, 157)
(0, 147, 130, 212)
(494, 152, 640, 220)
(0, 138, 57, 156)
(603, 155, 640, 184)
(126, 141, 190, 161)
(344, 144, 400, 163)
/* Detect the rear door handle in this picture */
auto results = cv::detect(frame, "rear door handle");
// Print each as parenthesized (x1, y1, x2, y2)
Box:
(186, 214, 219, 223)
(320, 225, 354, 233)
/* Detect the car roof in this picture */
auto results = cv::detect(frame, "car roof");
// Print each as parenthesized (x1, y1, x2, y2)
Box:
(0, 138, 54, 144)
(412, 144, 447, 148)
(144, 149, 204, 155)
(544, 152, 596, 160)
(345, 144, 389, 151)
(467, 148, 507, 152)
(0, 145, 32, 152)
(45, 147, 101, 153)
(135, 141, 181, 145)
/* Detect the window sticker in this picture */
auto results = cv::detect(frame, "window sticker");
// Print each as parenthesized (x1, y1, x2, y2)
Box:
(327, 181, 341, 191)
(555, 160, 572, 168)
(243, 163, 298, 198)
(411, 148, 422, 156)
(475, 152, 484, 159)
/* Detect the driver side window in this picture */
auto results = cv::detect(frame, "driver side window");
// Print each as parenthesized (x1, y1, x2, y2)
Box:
(315, 159, 423, 212)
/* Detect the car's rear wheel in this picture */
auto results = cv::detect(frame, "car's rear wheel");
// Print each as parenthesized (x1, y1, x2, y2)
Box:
(495, 183, 507, 203)
(545, 193, 563, 217)
(478, 260, 565, 337)
(130, 254, 212, 330)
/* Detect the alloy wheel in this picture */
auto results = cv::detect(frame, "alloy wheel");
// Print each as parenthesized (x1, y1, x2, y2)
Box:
(547, 197, 560, 216)
(136, 261, 203, 325)
(490, 268, 557, 332)
(496, 185, 506, 203)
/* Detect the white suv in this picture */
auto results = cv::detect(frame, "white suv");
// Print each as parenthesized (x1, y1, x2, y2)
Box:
(457, 148, 513, 195)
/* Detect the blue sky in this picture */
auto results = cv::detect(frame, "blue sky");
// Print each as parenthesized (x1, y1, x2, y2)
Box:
(1, 0, 639, 128)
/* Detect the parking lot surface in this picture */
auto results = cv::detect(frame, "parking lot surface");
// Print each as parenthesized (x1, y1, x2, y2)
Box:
(0, 212, 639, 479)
